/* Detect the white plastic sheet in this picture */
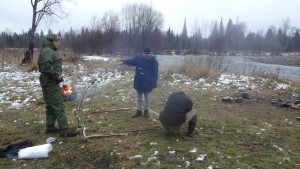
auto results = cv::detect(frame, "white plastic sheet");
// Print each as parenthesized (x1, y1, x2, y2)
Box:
(18, 143, 53, 159)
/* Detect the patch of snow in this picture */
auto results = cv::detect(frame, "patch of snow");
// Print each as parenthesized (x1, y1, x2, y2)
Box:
(275, 83, 289, 90)
(273, 145, 284, 151)
(129, 155, 143, 160)
(83, 56, 110, 61)
(150, 142, 158, 145)
(189, 148, 198, 153)
(186, 161, 190, 168)
(196, 154, 206, 161)
(208, 165, 213, 169)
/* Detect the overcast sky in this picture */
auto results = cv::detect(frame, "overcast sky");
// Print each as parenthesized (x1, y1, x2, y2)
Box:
(1, 0, 300, 35)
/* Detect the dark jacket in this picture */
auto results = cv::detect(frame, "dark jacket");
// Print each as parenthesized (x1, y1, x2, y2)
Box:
(38, 38, 62, 87)
(122, 54, 158, 93)
(159, 91, 193, 126)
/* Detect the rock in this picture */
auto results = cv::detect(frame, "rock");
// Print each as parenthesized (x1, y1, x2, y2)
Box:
(294, 100, 300, 105)
(221, 96, 234, 103)
(282, 157, 290, 162)
(279, 101, 292, 108)
(271, 99, 278, 104)
(233, 97, 243, 103)
(239, 92, 250, 99)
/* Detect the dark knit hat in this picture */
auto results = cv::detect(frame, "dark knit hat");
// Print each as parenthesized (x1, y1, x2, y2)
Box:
(143, 46, 151, 54)
(46, 33, 61, 42)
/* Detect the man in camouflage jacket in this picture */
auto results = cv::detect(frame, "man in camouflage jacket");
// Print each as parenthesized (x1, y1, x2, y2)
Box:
(38, 33, 77, 137)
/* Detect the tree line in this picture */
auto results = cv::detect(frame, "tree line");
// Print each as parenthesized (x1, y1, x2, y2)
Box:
(1, 2, 300, 56)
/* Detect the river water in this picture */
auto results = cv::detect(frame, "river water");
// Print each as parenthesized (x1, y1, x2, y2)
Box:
(156, 55, 300, 82)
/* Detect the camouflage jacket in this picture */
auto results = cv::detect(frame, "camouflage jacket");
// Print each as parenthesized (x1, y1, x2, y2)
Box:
(38, 38, 62, 87)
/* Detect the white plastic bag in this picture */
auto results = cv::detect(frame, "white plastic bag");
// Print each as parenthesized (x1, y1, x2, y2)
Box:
(18, 143, 53, 159)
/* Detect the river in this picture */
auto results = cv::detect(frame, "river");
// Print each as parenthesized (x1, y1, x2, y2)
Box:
(156, 55, 300, 82)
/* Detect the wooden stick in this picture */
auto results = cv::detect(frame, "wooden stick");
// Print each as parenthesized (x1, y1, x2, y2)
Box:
(79, 127, 128, 139)
(149, 109, 160, 117)
(91, 108, 160, 116)
(85, 133, 128, 139)
(123, 128, 161, 133)
(91, 108, 133, 113)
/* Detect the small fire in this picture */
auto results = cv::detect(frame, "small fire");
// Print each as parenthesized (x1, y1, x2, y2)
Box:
(61, 84, 77, 101)
(61, 84, 72, 94)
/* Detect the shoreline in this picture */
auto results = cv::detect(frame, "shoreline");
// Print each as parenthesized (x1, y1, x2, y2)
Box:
(247, 55, 300, 67)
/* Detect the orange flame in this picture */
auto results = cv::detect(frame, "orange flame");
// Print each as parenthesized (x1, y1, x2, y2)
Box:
(61, 84, 72, 95)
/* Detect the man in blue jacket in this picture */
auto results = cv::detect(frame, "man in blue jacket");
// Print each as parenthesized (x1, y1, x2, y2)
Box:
(159, 91, 198, 137)
(121, 46, 158, 118)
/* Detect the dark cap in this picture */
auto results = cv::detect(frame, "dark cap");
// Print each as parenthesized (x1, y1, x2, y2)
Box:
(46, 33, 61, 42)
(143, 46, 151, 54)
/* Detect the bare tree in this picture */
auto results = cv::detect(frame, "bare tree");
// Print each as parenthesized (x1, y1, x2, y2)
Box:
(181, 17, 188, 51)
(281, 17, 290, 35)
(101, 10, 120, 54)
(21, 0, 72, 65)
(201, 19, 209, 50)
(101, 10, 120, 32)
(121, 2, 163, 52)
(90, 15, 101, 31)
(190, 16, 202, 53)
(235, 21, 247, 52)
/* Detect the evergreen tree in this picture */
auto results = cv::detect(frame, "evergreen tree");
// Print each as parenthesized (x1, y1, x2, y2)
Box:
(181, 17, 188, 52)
(225, 19, 234, 51)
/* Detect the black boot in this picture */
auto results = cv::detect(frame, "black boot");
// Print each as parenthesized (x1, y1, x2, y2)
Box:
(46, 125, 59, 134)
(164, 128, 172, 136)
(132, 110, 143, 118)
(144, 110, 150, 118)
(59, 128, 78, 137)
(187, 121, 196, 137)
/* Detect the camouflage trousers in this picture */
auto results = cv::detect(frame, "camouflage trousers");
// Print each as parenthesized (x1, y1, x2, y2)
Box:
(42, 84, 69, 129)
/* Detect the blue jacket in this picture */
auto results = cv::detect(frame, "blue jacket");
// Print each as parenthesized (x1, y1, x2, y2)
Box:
(123, 53, 158, 93)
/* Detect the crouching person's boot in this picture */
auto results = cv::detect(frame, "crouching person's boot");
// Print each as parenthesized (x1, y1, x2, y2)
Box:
(187, 121, 196, 137)
(46, 125, 59, 134)
(59, 128, 78, 137)
(132, 110, 143, 118)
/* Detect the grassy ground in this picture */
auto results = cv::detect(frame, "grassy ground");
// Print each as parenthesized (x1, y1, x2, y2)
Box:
(0, 52, 300, 168)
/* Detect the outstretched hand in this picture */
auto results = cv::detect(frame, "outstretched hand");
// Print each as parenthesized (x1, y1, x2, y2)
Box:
(116, 58, 124, 65)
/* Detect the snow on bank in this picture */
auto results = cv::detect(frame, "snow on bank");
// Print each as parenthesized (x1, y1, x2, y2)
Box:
(0, 56, 296, 168)
(83, 55, 110, 61)
(0, 56, 292, 110)
(168, 73, 291, 92)
(0, 57, 123, 110)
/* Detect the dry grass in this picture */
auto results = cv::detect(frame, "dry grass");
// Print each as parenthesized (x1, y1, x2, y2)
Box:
(0, 49, 300, 168)
(163, 55, 291, 83)
(2, 76, 299, 168)
(161, 55, 231, 81)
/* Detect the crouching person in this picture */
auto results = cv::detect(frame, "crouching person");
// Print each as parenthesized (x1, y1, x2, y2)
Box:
(159, 91, 197, 137)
